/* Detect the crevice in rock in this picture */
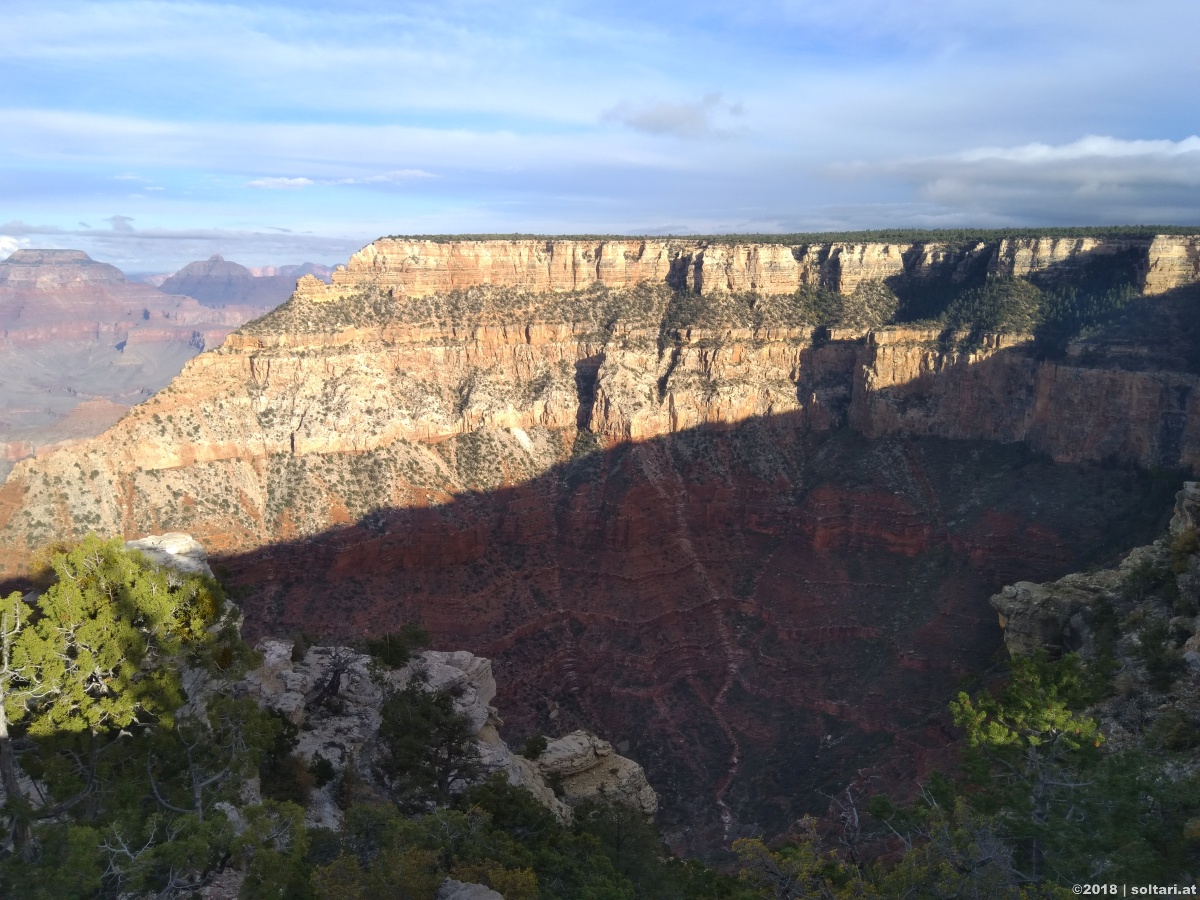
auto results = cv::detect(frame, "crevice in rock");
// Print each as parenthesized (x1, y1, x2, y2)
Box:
(574, 354, 604, 430)
(657, 343, 681, 404)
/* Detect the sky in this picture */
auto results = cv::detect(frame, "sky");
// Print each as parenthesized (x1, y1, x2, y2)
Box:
(1, 0, 1198, 271)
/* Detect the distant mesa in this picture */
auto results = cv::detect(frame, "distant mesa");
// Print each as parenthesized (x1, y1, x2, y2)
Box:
(250, 261, 335, 281)
(160, 254, 333, 308)
(0, 248, 126, 289)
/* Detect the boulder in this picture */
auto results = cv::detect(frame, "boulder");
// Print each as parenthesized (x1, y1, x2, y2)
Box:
(126, 532, 215, 578)
(437, 880, 503, 900)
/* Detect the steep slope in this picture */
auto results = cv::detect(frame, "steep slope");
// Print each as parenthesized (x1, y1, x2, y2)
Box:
(0, 249, 275, 480)
(0, 233, 1195, 854)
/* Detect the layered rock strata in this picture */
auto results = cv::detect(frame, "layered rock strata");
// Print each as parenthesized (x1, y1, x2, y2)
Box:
(295, 234, 1200, 301)
(0, 249, 277, 479)
(0, 235, 1195, 853)
(0, 306, 1192, 565)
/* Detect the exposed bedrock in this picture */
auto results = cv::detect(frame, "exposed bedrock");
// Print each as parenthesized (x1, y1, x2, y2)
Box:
(297, 234, 1200, 301)
(207, 429, 1172, 854)
(1, 236, 1197, 854)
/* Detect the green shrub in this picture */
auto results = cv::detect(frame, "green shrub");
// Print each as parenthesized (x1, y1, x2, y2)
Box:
(1171, 526, 1198, 574)
(362, 624, 430, 669)
(309, 754, 337, 788)
(1139, 619, 1187, 691)
(520, 733, 548, 761)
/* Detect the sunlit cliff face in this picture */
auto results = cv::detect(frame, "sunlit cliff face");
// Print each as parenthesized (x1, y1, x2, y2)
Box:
(1, 234, 1196, 854)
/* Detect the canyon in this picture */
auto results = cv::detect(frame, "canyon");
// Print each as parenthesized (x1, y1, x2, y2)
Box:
(0, 249, 321, 481)
(0, 232, 1197, 855)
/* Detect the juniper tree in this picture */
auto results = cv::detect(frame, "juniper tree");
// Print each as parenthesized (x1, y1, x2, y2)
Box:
(0, 535, 227, 857)
(375, 684, 482, 811)
(950, 654, 1103, 883)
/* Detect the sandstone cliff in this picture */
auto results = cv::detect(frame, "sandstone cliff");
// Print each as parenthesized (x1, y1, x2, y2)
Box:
(0, 233, 1195, 853)
(296, 234, 1200, 301)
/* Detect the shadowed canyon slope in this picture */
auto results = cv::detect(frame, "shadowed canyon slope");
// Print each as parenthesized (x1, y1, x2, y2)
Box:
(1, 233, 1198, 853)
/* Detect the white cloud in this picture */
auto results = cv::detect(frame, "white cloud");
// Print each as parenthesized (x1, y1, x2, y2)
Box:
(246, 176, 316, 189)
(0, 235, 32, 258)
(245, 170, 436, 189)
(953, 135, 1200, 164)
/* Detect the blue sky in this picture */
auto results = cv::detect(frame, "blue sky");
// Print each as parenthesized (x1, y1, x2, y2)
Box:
(2, 0, 1198, 270)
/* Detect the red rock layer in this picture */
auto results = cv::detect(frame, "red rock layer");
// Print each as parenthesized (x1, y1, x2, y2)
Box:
(211, 427, 1171, 853)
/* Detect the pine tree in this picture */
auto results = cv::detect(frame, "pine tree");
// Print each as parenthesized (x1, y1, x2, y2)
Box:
(0, 535, 226, 858)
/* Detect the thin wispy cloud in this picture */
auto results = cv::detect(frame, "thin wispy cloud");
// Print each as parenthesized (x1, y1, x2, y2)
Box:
(247, 177, 317, 190)
(247, 170, 435, 189)
(953, 135, 1200, 164)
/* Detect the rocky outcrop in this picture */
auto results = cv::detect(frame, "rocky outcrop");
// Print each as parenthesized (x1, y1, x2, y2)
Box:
(991, 568, 1126, 658)
(241, 638, 656, 828)
(437, 881, 503, 900)
(294, 234, 1200, 302)
(125, 532, 215, 578)
(992, 481, 1200, 661)
(990, 483, 1200, 757)
(535, 731, 658, 815)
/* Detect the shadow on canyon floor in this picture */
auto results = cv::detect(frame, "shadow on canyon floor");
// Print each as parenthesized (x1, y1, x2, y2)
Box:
(210, 405, 1181, 857)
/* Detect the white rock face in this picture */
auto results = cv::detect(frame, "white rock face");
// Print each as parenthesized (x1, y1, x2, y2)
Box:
(125, 532, 215, 578)
(437, 880, 503, 900)
(238, 639, 658, 828)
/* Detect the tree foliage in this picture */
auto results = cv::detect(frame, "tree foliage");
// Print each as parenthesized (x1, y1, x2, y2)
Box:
(4, 534, 227, 738)
(361, 623, 430, 669)
(375, 684, 483, 811)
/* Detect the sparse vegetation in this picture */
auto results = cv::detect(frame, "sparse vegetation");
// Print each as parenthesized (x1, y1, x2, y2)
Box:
(362, 623, 430, 669)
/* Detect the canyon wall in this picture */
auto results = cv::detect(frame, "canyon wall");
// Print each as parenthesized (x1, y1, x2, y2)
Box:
(1, 234, 1197, 854)
(0, 249, 278, 480)
(296, 234, 1200, 301)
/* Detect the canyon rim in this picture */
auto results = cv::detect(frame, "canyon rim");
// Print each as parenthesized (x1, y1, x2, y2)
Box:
(2, 231, 1199, 856)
